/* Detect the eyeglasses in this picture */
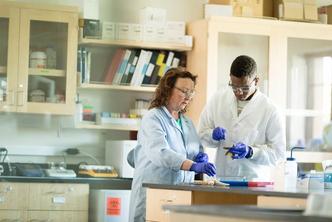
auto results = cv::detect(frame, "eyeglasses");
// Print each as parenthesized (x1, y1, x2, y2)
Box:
(228, 78, 257, 93)
(174, 86, 195, 98)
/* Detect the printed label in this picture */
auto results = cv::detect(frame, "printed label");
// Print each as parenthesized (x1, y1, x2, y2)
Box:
(107, 197, 121, 216)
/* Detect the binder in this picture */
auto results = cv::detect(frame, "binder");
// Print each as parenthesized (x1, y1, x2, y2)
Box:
(142, 51, 158, 85)
(120, 49, 138, 84)
(104, 49, 125, 83)
(112, 49, 131, 85)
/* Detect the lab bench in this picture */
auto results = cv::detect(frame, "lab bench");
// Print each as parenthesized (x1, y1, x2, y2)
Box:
(143, 182, 331, 222)
(0, 175, 132, 189)
(0, 176, 132, 222)
(163, 205, 331, 222)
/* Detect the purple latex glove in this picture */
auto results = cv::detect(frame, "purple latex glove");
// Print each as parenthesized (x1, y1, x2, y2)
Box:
(190, 162, 216, 177)
(212, 127, 226, 141)
(225, 142, 253, 159)
(194, 152, 208, 163)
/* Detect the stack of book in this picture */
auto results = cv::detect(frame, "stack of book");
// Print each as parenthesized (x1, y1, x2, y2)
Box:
(103, 48, 184, 86)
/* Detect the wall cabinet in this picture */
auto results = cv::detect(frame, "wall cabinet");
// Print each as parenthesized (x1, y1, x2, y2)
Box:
(0, 182, 89, 222)
(0, 2, 78, 115)
(187, 16, 332, 154)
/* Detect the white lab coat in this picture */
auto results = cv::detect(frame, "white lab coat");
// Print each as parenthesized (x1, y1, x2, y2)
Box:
(129, 106, 202, 222)
(198, 88, 286, 181)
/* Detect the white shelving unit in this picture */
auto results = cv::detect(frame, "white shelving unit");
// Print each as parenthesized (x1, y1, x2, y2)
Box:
(77, 37, 191, 132)
(79, 38, 192, 52)
(78, 83, 156, 92)
(29, 68, 66, 77)
(76, 123, 139, 131)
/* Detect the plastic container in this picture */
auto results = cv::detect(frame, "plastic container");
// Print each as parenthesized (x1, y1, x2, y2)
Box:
(30, 51, 47, 68)
(284, 159, 297, 189)
(46, 47, 57, 69)
(323, 160, 332, 189)
(284, 147, 304, 189)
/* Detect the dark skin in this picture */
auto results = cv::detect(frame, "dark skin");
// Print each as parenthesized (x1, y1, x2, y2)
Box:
(229, 74, 259, 101)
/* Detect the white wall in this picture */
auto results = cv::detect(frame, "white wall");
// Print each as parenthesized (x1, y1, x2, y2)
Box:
(1, 0, 207, 164)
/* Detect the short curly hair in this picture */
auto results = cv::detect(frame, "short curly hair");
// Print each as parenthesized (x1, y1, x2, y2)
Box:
(230, 55, 257, 78)
(149, 68, 197, 113)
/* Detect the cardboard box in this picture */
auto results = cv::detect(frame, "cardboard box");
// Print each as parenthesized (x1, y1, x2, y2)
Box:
(304, 4, 318, 20)
(274, 0, 304, 20)
(324, 6, 332, 24)
(209, 0, 273, 17)
(204, 4, 233, 18)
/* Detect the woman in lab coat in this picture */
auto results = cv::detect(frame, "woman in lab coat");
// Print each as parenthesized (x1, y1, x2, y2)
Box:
(129, 68, 216, 222)
(198, 55, 286, 181)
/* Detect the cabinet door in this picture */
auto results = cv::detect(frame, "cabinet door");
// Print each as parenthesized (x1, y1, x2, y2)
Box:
(146, 188, 192, 222)
(0, 210, 26, 222)
(27, 210, 87, 222)
(0, 183, 28, 210)
(0, 6, 19, 112)
(285, 37, 332, 148)
(18, 8, 78, 115)
(28, 183, 89, 211)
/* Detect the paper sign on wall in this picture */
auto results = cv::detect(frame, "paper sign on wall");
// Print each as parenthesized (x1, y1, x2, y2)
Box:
(107, 197, 121, 216)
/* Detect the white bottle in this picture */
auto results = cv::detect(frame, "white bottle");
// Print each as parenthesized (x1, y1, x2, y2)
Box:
(284, 147, 304, 190)
(284, 157, 297, 190)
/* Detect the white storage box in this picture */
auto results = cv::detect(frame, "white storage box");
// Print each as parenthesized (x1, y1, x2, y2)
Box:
(129, 24, 143, 41)
(89, 189, 131, 222)
(204, 4, 233, 18)
(139, 7, 167, 25)
(96, 115, 140, 126)
(102, 22, 116, 40)
(142, 24, 157, 42)
(105, 140, 137, 178)
(116, 23, 131, 40)
(165, 21, 186, 36)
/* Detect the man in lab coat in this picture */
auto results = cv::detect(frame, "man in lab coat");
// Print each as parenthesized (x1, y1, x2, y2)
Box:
(198, 55, 286, 181)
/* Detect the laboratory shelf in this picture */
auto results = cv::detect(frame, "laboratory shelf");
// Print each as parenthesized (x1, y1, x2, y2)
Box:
(76, 123, 139, 131)
(78, 83, 156, 92)
(79, 38, 192, 52)
(29, 68, 66, 77)
(289, 151, 332, 163)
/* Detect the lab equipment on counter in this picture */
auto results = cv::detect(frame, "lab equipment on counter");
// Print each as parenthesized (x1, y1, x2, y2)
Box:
(15, 163, 45, 177)
(78, 165, 118, 178)
(89, 189, 131, 222)
(105, 140, 136, 178)
(284, 147, 304, 189)
(322, 160, 332, 189)
(45, 167, 76, 178)
(219, 180, 273, 187)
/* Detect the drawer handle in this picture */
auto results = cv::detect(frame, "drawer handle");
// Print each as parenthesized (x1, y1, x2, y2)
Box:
(46, 191, 65, 195)
(161, 197, 176, 203)
(0, 186, 13, 193)
(0, 219, 20, 222)
(29, 220, 53, 222)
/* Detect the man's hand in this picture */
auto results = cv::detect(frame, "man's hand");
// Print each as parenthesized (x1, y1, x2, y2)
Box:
(212, 127, 226, 141)
(225, 142, 253, 159)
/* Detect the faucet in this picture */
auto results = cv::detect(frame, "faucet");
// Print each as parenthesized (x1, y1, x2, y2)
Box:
(0, 147, 13, 176)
